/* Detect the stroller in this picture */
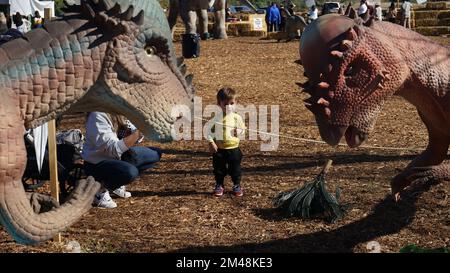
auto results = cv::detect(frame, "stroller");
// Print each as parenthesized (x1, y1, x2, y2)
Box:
(22, 129, 86, 198)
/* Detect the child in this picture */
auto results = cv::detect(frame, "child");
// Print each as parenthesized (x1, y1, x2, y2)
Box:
(208, 87, 246, 197)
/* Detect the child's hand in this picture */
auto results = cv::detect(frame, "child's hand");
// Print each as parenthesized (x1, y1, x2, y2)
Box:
(209, 142, 218, 154)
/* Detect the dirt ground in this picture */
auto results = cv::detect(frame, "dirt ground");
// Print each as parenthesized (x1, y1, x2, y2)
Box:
(0, 36, 449, 253)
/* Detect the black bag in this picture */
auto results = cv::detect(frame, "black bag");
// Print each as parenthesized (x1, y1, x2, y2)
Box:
(182, 33, 200, 58)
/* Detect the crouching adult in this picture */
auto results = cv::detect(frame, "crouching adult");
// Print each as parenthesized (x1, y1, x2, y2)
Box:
(82, 112, 162, 208)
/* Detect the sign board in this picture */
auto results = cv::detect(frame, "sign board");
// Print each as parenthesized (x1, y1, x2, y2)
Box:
(253, 17, 264, 31)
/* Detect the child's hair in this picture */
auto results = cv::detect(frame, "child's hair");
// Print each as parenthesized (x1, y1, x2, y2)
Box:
(217, 87, 237, 104)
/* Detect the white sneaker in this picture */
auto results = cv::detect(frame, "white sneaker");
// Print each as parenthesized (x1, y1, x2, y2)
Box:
(112, 186, 132, 198)
(93, 191, 117, 208)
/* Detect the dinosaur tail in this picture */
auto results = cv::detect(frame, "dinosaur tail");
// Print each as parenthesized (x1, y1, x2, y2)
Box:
(0, 177, 100, 245)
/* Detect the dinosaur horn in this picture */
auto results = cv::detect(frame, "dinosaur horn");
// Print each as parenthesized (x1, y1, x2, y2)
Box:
(122, 5, 135, 21)
(107, 3, 122, 17)
(177, 57, 184, 67)
(185, 74, 194, 86)
(346, 27, 358, 40)
(179, 64, 187, 75)
(303, 97, 315, 106)
(296, 81, 309, 89)
(348, 7, 357, 19)
(364, 16, 374, 27)
(133, 10, 145, 26)
(81, 1, 96, 19)
(294, 59, 303, 65)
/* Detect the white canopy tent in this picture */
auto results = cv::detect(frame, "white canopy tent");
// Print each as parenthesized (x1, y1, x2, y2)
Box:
(0, 0, 55, 17)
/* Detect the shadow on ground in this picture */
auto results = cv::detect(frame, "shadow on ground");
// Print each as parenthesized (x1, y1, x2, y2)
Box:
(172, 187, 428, 253)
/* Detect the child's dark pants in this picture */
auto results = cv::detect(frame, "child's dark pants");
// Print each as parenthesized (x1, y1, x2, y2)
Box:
(213, 148, 243, 186)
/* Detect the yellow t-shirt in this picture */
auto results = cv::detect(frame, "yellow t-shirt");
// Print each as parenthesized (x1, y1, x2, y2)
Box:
(207, 112, 245, 149)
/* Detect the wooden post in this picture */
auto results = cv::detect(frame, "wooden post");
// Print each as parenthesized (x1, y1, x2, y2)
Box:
(48, 119, 61, 243)
(44, 8, 52, 21)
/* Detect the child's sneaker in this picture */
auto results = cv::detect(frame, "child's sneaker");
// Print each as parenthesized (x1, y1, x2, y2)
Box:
(232, 185, 243, 197)
(213, 184, 224, 197)
(93, 191, 117, 208)
(112, 186, 132, 198)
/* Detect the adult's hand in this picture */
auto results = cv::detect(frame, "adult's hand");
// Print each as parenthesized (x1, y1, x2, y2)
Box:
(124, 130, 141, 148)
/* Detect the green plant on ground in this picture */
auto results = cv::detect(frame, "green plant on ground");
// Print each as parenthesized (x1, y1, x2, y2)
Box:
(400, 244, 450, 253)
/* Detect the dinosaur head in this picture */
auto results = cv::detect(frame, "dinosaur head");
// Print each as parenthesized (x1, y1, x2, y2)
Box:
(68, 0, 194, 142)
(300, 14, 407, 148)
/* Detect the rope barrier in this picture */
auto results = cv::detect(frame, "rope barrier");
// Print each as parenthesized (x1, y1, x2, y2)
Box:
(193, 116, 424, 152)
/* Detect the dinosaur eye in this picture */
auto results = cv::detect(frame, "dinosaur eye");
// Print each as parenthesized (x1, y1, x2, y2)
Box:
(145, 46, 157, 56)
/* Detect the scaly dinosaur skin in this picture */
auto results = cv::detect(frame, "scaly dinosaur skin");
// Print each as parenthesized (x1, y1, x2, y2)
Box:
(0, 0, 193, 245)
(300, 14, 450, 200)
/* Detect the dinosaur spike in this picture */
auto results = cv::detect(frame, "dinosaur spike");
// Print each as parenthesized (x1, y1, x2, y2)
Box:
(346, 28, 358, 40)
(95, 12, 109, 25)
(100, 0, 113, 10)
(364, 16, 374, 27)
(296, 81, 309, 89)
(133, 10, 145, 26)
(381, 70, 391, 80)
(348, 7, 357, 19)
(81, 1, 96, 19)
(344, 3, 352, 16)
(303, 97, 315, 105)
(330, 50, 344, 59)
(185, 74, 194, 86)
(341, 40, 353, 50)
(122, 5, 135, 21)
(107, 3, 122, 17)
(179, 64, 187, 75)
(177, 57, 184, 67)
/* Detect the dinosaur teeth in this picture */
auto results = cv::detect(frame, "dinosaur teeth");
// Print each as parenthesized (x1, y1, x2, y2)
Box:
(317, 98, 330, 107)
(381, 71, 391, 80)
(377, 83, 385, 89)
(341, 40, 353, 50)
(330, 50, 344, 59)
(317, 82, 330, 89)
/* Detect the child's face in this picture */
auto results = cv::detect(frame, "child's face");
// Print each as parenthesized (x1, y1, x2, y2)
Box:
(219, 98, 237, 113)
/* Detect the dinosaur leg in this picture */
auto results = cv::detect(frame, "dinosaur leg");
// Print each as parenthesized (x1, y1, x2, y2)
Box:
(391, 111, 449, 201)
(0, 94, 100, 244)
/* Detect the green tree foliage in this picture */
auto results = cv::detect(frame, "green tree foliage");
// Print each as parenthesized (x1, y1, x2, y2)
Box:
(53, 0, 66, 16)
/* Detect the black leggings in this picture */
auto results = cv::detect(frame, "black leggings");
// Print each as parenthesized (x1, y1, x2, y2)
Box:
(213, 148, 243, 186)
